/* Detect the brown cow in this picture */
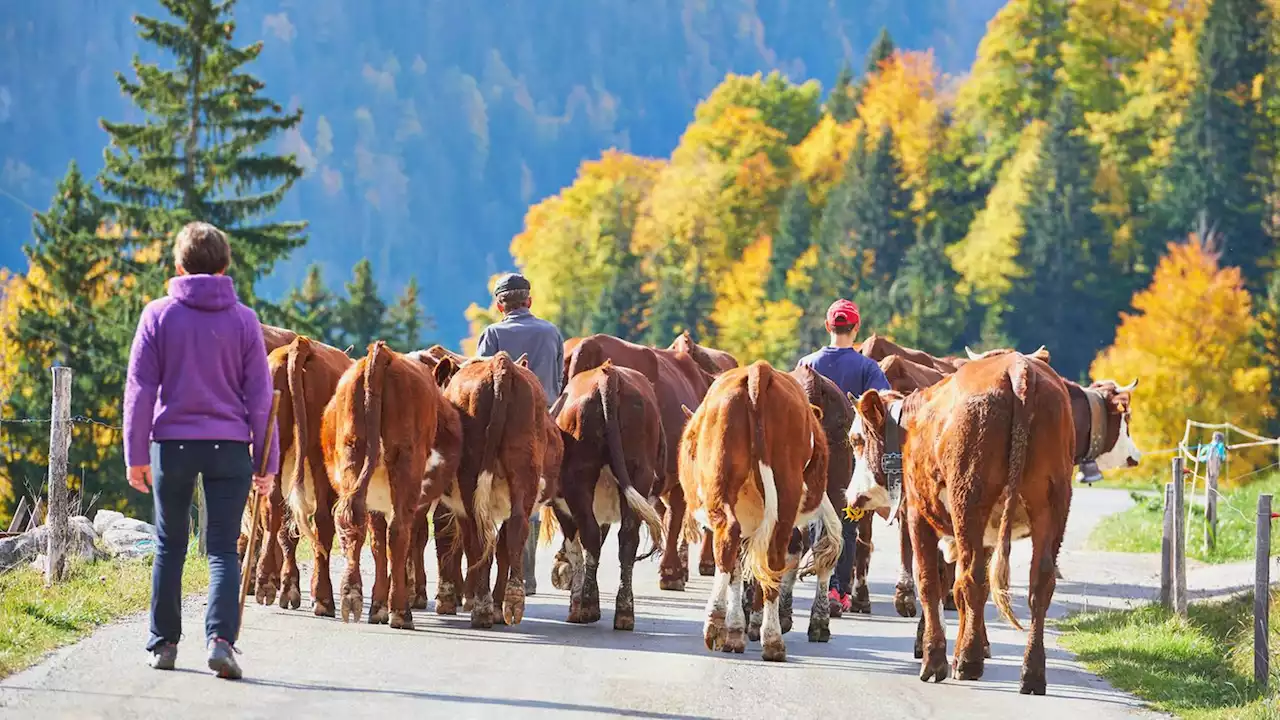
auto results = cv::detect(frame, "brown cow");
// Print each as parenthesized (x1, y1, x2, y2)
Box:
(680, 361, 843, 662)
(564, 334, 716, 591)
(544, 362, 667, 629)
(251, 336, 353, 617)
(879, 355, 945, 394)
(435, 351, 550, 628)
(324, 341, 440, 629)
(261, 323, 298, 354)
(846, 352, 1073, 694)
(860, 334, 957, 374)
(669, 330, 739, 375)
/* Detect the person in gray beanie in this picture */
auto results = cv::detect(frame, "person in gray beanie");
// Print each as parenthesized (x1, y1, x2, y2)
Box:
(475, 272, 564, 594)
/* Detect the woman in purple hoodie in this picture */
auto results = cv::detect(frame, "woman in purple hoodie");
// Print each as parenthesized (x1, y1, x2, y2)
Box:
(123, 222, 280, 680)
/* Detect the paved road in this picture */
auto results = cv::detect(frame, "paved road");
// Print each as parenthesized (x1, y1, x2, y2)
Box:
(1, 487, 1162, 719)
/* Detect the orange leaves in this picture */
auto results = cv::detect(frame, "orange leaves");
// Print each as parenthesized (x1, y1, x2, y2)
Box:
(857, 50, 943, 198)
(1092, 234, 1272, 478)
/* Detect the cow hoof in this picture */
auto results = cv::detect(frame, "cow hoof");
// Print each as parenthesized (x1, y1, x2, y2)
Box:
(582, 604, 602, 624)
(411, 592, 429, 611)
(470, 597, 495, 629)
(943, 593, 958, 612)
(368, 603, 390, 625)
(807, 621, 831, 643)
(894, 588, 918, 618)
(747, 626, 761, 642)
(256, 578, 277, 606)
(1019, 671, 1047, 696)
(849, 598, 871, 615)
(435, 597, 458, 616)
(920, 654, 950, 683)
(828, 599, 843, 618)
(913, 641, 924, 660)
(698, 563, 715, 577)
(503, 585, 525, 626)
(780, 613, 793, 634)
(314, 595, 336, 618)
(340, 591, 363, 623)
(551, 560, 573, 591)
(984, 643, 992, 659)
(722, 629, 746, 654)
(762, 640, 786, 662)
(390, 611, 415, 630)
(463, 596, 475, 612)
(659, 577, 685, 592)
(703, 613, 725, 651)
(954, 657, 984, 681)
(613, 612, 635, 632)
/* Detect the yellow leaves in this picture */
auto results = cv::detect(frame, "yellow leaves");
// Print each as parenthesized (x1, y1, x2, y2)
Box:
(946, 121, 1046, 306)
(0, 270, 27, 406)
(791, 115, 863, 204)
(674, 105, 788, 169)
(785, 245, 821, 299)
(710, 237, 802, 366)
(857, 50, 943, 201)
(1091, 234, 1272, 481)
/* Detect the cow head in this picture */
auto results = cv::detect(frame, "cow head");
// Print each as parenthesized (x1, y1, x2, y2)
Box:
(1088, 379, 1141, 471)
(846, 388, 906, 520)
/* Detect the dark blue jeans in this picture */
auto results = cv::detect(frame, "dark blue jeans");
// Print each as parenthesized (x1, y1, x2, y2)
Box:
(147, 440, 252, 652)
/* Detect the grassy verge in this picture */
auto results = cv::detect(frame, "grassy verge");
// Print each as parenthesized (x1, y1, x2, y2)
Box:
(1059, 591, 1280, 719)
(1088, 475, 1280, 563)
(0, 549, 209, 679)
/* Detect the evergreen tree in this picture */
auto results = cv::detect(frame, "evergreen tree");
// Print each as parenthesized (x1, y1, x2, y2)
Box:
(99, 0, 306, 307)
(1157, 0, 1272, 291)
(283, 263, 337, 343)
(889, 222, 967, 355)
(1005, 91, 1116, 381)
(768, 180, 815, 301)
(7, 163, 135, 513)
(589, 246, 646, 342)
(385, 277, 433, 351)
(852, 28, 897, 106)
(848, 127, 914, 298)
(335, 259, 387, 351)
(825, 61, 857, 123)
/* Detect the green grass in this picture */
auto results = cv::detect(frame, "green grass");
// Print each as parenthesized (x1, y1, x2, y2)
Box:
(1059, 591, 1280, 719)
(1088, 475, 1280, 564)
(0, 548, 210, 679)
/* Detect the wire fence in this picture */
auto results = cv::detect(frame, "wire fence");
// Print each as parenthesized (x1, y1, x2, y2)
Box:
(1170, 419, 1280, 552)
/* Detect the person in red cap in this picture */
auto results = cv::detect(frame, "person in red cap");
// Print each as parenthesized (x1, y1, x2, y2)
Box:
(795, 298, 888, 615)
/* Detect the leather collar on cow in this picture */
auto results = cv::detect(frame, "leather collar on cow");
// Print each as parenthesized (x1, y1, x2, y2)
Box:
(884, 399, 905, 523)
(1079, 388, 1109, 463)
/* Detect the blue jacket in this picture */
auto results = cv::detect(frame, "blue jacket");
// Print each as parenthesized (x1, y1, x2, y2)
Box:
(476, 308, 564, 404)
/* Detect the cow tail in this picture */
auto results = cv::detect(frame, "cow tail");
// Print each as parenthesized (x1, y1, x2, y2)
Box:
(285, 337, 320, 552)
(470, 353, 511, 570)
(743, 363, 780, 594)
(538, 505, 560, 547)
(991, 356, 1032, 632)
(335, 342, 389, 536)
(600, 364, 666, 556)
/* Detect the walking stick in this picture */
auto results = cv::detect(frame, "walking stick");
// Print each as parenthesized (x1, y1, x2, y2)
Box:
(238, 389, 282, 634)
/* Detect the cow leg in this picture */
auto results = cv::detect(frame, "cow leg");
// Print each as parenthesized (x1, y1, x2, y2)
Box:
(746, 577, 763, 641)
(1022, 507, 1065, 696)
(312, 489, 338, 618)
(894, 516, 918, 618)
(337, 506, 367, 624)
(466, 518, 496, 629)
(698, 528, 715, 576)
(951, 536, 988, 681)
(942, 555, 958, 611)
(278, 504, 302, 609)
(659, 483, 688, 591)
(386, 512, 415, 629)
(411, 508, 430, 610)
(912, 509, 948, 683)
(494, 523, 512, 626)
(255, 488, 284, 605)
(758, 519, 793, 662)
(551, 503, 579, 592)
(566, 487, 603, 625)
(702, 560, 730, 652)
(614, 492, 641, 631)
(778, 531, 802, 635)
(848, 514, 872, 614)
(721, 521, 747, 655)
(501, 490, 534, 627)
(368, 513, 391, 625)
(433, 505, 463, 615)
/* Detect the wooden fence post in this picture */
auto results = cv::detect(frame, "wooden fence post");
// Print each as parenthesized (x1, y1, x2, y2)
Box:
(1205, 431, 1223, 552)
(7, 496, 28, 533)
(25, 497, 43, 532)
(195, 473, 208, 557)
(1173, 456, 1187, 617)
(1161, 481, 1174, 610)
(1255, 493, 1272, 690)
(45, 366, 72, 584)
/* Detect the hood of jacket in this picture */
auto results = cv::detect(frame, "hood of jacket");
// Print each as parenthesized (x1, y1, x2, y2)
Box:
(167, 274, 239, 312)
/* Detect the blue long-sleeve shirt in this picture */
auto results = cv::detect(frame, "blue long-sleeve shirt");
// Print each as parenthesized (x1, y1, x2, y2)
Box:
(476, 308, 564, 404)
(795, 346, 890, 399)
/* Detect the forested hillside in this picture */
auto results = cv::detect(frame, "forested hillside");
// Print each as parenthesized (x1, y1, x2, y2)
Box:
(0, 0, 1003, 343)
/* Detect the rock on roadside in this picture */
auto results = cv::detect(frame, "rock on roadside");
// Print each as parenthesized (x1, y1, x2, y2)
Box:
(1, 516, 104, 574)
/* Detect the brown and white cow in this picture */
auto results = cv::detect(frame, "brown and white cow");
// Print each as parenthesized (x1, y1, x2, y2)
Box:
(251, 336, 353, 616)
(435, 351, 552, 628)
(846, 352, 1073, 694)
(564, 334, 716, 590)
(680, 361, 843, 662)
(324, 341, 440, 629)
(545, 361, 667, 629)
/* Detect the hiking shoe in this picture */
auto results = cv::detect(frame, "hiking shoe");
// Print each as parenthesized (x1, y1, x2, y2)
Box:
(206, 637, 242, 680)
(828, 588, 852, 614)
(149, 643, 177, 671)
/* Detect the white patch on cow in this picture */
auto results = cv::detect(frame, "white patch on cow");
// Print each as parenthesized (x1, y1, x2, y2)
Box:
(726, 567, 746, 632)
(940, 486, 952, 515)
(693, 507, 712, 531)
(761, 590, 783, 647)
(845, 413, 889, 511)
(939, 536, 958, 564)
(538, 476, 547, 499)
(367, 463, 394, 520)
(439, 481, 468, 518)
(1094, 415, 1142, 472)
(426, 449, 444, 472)
(705, 567, 731, 625)
(592, 468, 623, 524)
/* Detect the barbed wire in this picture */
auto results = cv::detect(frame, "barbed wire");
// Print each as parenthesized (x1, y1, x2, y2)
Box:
(0, 415, 122, 431)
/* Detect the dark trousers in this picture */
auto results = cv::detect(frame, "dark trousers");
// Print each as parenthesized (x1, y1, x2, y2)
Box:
(828, 513, 860, 595)
(147, 440, 252, 651)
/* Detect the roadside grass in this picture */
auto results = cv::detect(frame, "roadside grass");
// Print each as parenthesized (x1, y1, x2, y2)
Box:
(1059, 591, 1280, 719)
(1087, 475, 1280, 563)
(0, 548, 210, 679)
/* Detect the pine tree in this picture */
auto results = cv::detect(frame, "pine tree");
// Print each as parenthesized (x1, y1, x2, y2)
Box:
(769, 180, 815, 301)
(889, 222, 967, 355)
(1257, 270, 1280, 435)
(848, 127, 914, 298)
(283, 264, 337, 343)
(99, 0, 306, 307)
(825, 62, 857, 123)
(335, 259, 388, 351)
(1005, 91, 1116, 381)
(1157, 0, 1272, 291)
(7, 163, 136, 513)
(386, 277, 433, 351)
(852, 28, 897, 106)
(590, 247, 646, 342)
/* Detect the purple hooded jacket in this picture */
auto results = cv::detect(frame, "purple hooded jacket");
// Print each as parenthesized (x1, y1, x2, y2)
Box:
(123, 274, 280, 476)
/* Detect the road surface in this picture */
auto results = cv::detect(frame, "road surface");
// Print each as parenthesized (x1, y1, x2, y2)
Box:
(0, 487, 1163, 719)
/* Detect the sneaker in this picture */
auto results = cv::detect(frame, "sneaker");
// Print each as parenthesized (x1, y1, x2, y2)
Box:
(206, 637, 242, 680)
(149, 642, 177, 671)
(827, 588, 852, 613)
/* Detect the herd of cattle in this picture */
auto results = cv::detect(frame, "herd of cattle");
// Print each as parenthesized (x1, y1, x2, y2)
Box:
(241, 323, 1141, 697)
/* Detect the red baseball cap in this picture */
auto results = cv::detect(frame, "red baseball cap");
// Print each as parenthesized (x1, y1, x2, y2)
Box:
(826, 299, 860, 329)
